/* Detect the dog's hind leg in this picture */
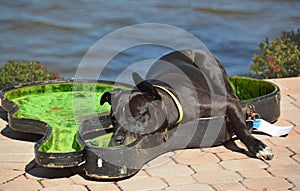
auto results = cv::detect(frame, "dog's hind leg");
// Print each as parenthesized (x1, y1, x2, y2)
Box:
(208, 94, 274, 160)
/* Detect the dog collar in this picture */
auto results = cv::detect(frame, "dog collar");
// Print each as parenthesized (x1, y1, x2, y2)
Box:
(153, 85, 183, 125)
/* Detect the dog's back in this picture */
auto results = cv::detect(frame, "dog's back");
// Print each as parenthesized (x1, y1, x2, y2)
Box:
(146, 49, 236, 98)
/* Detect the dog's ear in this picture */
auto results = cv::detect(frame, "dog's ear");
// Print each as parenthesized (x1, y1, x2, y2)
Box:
(100, 92, 111, 105)
(100, 89, 123, 105)
(132, 72, 144, 85)
(132, 72, 161, 100)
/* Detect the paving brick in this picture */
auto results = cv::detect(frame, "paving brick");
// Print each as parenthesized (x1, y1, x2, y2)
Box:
(239, 169, 272, 179)
(0, 169, 23, 184)
(291, 87, 300, 94)
(0, 139, 34, 163)
(288, 128, 300, 136)
(165, 183, 215, 191)
(242, 177, 293, 190)
(269, 135, 300, 147)
(191, 163, 223, 172)
(145, 164, 194, 177)
(289, 91, 300, 100)
(193, 169, 243, 184)
(216, 150, 249, 161)
(69, 174, 93, 185)
(40, 184, 88, 191)
(117, 177, 167, 191)
(292, 187, 300, 191)
(288, 177, 300, 186)
(133, 169, 150, 178)
(213, 182, 248, 191)
(280, 110, 300, 126)
(0, 175, 42, 191)
(164, 176, 196, 186)
(293, 125, 300, 134)
(144, 152, 175, 168)
(172, 149, 220, 165)
(220, 158, 268, 171)
(269, 145, 294, 158)
(275, 118, 295, 127)
(293, 99, 300, 109)
(266, 157, 299, 168)
(0, 153, 34, 164)
(293, 154, 300, 163)
(201, 145, 230, 153)
(87, 183, 120, 191)
(69, 174, 120, 191)
(280, 94, 298, 110)
(0, 162, 27, 171)
(268, 165, 300, 178)
(274, 77, 300, 90)
(41, 177, 74, 188)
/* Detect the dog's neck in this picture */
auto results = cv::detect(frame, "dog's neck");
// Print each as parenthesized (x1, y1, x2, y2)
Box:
(153, 85, 183, 126)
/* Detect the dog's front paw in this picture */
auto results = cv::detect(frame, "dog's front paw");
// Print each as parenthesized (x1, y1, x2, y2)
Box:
(248, 138, 274, 160)
(256, 146, 274, 160)
(246, 138, 274, 160)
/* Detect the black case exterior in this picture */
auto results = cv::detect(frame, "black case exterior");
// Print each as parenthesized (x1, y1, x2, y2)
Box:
(0, 79, 280, 179)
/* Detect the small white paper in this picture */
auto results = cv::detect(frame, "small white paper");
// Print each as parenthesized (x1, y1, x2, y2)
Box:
(253, 119, 294, 137)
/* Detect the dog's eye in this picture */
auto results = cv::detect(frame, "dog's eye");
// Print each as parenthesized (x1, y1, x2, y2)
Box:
(114, 135, 125, 144)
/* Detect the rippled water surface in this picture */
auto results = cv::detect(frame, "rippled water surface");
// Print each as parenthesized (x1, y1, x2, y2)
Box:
(1, 1, 299, 80)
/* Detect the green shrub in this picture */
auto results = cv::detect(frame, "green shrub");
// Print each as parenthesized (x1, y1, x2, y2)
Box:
(249, 28, 300, 79)
(0, 60, 60, 90)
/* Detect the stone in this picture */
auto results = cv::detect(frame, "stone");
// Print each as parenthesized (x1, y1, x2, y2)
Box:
(193, 169, 242, 184)
(165, 183, 214, 191)
(213, 182, 248, 191)
(220, 158, 268, 171)
(40, 185, 88, 191)
(173, 149, 220, 165)
(145, 164, 194, 177)
(242, 177, 293, 190)
(117, 177, 167, 191)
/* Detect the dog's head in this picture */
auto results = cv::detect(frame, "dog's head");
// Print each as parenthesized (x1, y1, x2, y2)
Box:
(100, 73, 168, 146)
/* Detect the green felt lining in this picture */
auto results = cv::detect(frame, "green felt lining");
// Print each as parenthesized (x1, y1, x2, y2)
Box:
(3, 78, 277, 152)
(229, 77, 277, 101)
(4, 82, 123, 153)
(86, 132, 137, 148)
(87, 133, 114, 148)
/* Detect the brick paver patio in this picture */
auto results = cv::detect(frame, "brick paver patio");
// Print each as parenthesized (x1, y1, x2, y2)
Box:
(0, 77, 299, 191)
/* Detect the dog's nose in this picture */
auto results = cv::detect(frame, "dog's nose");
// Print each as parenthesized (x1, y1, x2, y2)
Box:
(114, 135, 125, 144)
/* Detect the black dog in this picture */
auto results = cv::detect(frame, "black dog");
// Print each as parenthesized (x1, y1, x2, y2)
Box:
(100, 49, 274, 160)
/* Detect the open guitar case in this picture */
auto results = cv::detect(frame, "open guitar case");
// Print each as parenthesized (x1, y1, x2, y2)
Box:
(0, 77, 280, 179)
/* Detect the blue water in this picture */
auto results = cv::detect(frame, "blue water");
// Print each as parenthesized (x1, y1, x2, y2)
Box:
(1, 0, 299, 80)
